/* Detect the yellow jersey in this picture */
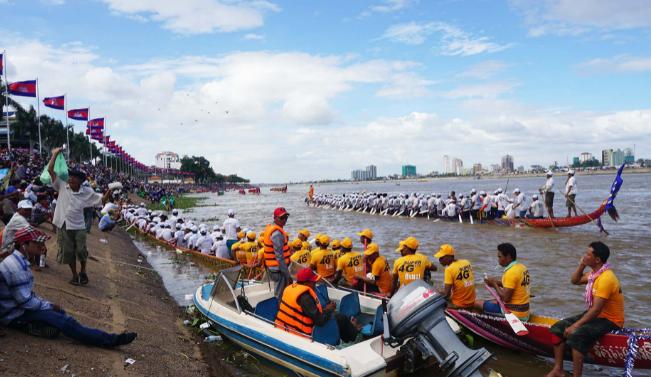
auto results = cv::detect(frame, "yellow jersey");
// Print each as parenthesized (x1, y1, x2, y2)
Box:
(332, 249, 343, 265)
(371, 255, 393, 295)
(502, 262, 530, 319)
(310, 248, 335, 278)
(591, 269, 625, 327)
(443, 259, 476, 308)
(302, 241, 312, 251)
(290, 249, 311, 266)
(336, 252, 364, 284)
(393, 253, 433, 287)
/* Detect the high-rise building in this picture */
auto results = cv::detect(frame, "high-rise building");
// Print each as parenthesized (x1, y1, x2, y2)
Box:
(472, 163, 482, 175)
(501, 154, 514, 173)
(612, 149, 625, 166)
(401, 165, 417, 177)
(624, 148, 635, 164)
(602, 149, 613, 167)
(365, 165, 377, 180)
(451, 158, 463, 175)
(572, 157, 580, 166)
(579, 152, 593, 163)
(443, 155, 450, 174)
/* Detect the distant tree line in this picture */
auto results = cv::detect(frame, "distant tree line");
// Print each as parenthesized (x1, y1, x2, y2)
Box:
(179, 155, 249, 184)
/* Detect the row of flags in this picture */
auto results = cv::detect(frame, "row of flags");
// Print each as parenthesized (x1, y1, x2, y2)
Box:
(1, 52, 192, 176)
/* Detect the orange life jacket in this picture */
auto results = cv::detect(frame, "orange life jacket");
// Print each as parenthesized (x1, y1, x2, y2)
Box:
(275, 283, 322, 335)
(262, 224, 291, 268)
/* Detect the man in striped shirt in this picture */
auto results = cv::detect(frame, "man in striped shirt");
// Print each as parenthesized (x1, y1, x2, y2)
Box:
(0, 226, 137, 347)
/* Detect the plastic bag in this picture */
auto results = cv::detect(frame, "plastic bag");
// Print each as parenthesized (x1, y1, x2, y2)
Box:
(40, 154, 69, 185)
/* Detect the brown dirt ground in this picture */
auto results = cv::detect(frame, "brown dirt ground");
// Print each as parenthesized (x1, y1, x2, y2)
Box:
(0, 222, 216, 377)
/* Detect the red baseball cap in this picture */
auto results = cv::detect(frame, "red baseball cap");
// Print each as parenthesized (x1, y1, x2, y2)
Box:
(15, 226, 51, 244)
(296, 268, 320, 283)
(273, 207, 289, 218)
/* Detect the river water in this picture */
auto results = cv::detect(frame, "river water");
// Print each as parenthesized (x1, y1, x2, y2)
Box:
(131, 172, 651, 377)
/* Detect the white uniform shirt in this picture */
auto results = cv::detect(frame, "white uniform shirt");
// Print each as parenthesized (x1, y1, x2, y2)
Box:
(195, 235, 213, 254)
(223, 217, 240, 240)
(161, 229, 174, 242)
(566, 176, 577, 195)
(542, 177, 554, 193)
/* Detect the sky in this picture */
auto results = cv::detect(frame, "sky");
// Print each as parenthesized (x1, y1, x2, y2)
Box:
(1, 0, 651, 183)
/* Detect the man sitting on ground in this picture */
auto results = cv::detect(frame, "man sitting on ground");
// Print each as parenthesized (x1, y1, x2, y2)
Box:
(0, 226, 137, 347)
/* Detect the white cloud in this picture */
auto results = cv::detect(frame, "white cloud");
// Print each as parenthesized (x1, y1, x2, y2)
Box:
(243, 33, 264, 41)
(359, 0, 416, 18)
(101, 0, 280, 34)
(459, 60, 509, 79)
(444, 82, 517, 99)
(380, 21, 513, 56)
(511, 0, 651, 36)
(41, 0, 65, 5)
(577, 55, 651, 74)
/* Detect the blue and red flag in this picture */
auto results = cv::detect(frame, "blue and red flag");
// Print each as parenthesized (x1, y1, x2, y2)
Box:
(43, 95, 65, 110)
(0, 53, 3, 75)
(8, 80, 37, 97)
(87, 118, 104, 128)
(68, 108, 89, 121)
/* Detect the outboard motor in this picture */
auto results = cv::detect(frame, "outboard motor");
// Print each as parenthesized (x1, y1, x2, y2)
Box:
(386, 280, 490, 376)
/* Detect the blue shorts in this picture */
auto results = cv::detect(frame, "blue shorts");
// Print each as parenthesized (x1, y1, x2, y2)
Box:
(483, 300, 503, 316)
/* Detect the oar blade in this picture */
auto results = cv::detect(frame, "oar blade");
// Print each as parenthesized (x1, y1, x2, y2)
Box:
(505, 312, 529, 336)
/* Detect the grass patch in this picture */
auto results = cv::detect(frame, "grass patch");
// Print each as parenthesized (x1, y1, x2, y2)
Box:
(146, 195, 208, 211)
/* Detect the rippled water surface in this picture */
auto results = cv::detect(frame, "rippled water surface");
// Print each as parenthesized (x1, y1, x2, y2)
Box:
(132, 172, 651, 377)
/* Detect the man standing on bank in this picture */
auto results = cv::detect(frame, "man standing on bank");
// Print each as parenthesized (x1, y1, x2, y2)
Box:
(545, 242, 624, 377)
(48, 147, 112, 286)
(262, 207, 292, 299)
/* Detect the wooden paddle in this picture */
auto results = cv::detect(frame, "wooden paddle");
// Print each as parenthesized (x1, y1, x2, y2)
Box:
(484, 283, 529, 336)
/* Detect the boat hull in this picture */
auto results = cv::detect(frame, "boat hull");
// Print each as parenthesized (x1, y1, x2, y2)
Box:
(446, 309, 651, 369)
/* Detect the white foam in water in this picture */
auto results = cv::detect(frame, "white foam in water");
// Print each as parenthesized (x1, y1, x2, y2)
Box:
(184, 294, 193, 301)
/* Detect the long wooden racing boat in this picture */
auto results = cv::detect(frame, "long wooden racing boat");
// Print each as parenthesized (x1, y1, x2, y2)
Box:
(497, 201, 607, 229)
(128, 224, 265, 275)
(270, 185, 288, 193)
(446, 309, 651, 370)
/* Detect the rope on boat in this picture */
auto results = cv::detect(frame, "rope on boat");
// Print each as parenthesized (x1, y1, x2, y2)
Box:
(612, 328, 651, 377)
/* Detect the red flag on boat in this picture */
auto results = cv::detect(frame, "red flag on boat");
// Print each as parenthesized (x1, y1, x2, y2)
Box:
(8, 80, 37, 97)
(43, 95, 65, 110)
(68, 108, 89, 121)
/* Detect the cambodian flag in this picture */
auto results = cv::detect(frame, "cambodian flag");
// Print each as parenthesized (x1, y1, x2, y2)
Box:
(87, 118, 104, 128)
(68, 108, 89, 121)
(0, 53, 3, 75)
(43, 95, 65, 110)
(8, 80, 37, 97)
(86, 128, 102, 135)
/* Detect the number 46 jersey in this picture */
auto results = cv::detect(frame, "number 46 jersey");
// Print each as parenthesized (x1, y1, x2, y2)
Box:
(444, 259, 476, 308)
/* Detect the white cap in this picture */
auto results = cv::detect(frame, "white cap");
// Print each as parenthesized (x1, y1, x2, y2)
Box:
(546, 171, 553, 176)
(140, 202, 145, 207)
(213, 225, 219, 231)
(191, 225, 198, 232)
(176, 223, 182, 229)
(18, 200, 33, 209)
(533, 194, 539, 199)
(172, 209, 178, 214)
(227, 209, 235, 216)
(568, 169, 575, 175)
(513, 188, 520, 193)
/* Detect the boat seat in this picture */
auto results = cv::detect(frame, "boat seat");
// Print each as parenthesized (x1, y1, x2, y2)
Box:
(254, 297, 279, 322)
(360, 304, 383, 337)
(201, 283, 213, 301)
(312, 316, 340, 346)
(338, 292, 360, 318)
(315, 284, 329, 306)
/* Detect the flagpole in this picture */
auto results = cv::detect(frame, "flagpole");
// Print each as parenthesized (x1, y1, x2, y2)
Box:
(88, 107, 92, 164)
(36, 77, 42, 154)
(3, 51, 10, 152)
(64, 94, 70, 160)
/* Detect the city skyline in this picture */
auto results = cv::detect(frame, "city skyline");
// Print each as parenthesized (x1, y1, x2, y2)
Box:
(2, 1, 651, 182)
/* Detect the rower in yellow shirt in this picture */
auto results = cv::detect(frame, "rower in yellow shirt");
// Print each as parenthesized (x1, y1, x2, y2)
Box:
(240, 231, 259, 266)
(359, 243, 393, 296)
(391, 237, 437, 295)
(297, 229, 312, 251)
(289, 238, 311, 266)
(333, 237, 363, 289)
(434, 244, 476, 309)
(476, 243, 531, 321)
(356, 228, 374, 248)
(309, 234, 335, 281)
(331, 239, 342, 263)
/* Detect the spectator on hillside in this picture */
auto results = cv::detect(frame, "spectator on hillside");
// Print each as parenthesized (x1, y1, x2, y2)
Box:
(0, 226, 137, 347)
(2, 200, 33, 253)
(31, 194, 54, 226)
(48, 148, 112, 286)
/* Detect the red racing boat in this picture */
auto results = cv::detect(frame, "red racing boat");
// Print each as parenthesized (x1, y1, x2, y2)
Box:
(497, 200, 608, 229)
(446, 309, 651, 370)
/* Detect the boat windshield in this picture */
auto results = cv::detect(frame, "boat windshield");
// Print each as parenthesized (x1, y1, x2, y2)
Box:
(211, 266, 242, 311)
